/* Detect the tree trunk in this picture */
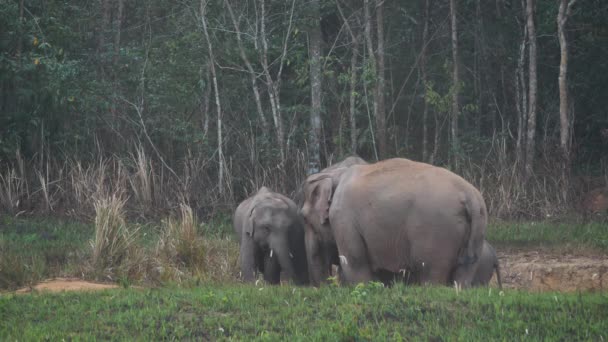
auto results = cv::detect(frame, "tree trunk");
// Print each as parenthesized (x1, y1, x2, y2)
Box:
(349, 41, 359, 155)
(515, 7, 528, 164)
(557, 0, 577, 200)
(524, 0, 537, 179)
(450, 0, 460, 169)
(309, 0, 322, 173)
(112, 0, 124, 67)
(201, 0, 223, 195)
(421, 0, 430, 162)
(336, 1, 360, 155)
(363, 0, 379, 160)
(375, 0, 387, 158)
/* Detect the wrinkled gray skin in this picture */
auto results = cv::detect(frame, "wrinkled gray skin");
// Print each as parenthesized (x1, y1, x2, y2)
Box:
(472, 240, 502, 288)
(300, 158, 487, 287)
(234, 187, 309, 285)
(298, 156, 368, 286)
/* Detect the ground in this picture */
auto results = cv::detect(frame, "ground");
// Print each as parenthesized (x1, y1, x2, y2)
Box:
(13, 247, 608, 293)
(497, 248, 607, 292)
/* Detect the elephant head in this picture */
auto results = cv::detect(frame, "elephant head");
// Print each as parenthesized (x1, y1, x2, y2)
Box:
(234, 187, 308, 285)
(299, 156, 368, 286)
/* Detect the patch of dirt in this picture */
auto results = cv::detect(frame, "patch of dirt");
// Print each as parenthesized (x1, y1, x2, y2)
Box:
(493, 249, 608, 292)
(15, 278, 121, 293)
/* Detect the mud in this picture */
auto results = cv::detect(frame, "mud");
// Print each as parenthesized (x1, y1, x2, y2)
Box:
(493, 249, 608, 292)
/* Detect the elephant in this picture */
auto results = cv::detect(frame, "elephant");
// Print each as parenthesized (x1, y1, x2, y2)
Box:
(297, 156, 369, 286)
(233, 187, 309, 285)
(300, 157, 487, 287)
(471, 240, 502, 288)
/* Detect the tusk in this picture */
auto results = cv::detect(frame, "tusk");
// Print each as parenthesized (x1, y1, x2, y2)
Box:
(289, 252, 294, 259)
(339, 255, 348, 265)
(270, 249, 273, 258)
(399, 269, 406, 277)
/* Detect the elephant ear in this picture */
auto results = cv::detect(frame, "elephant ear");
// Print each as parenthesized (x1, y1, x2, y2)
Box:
(244, 202, 258, 237)
(312, 178, 333, 224)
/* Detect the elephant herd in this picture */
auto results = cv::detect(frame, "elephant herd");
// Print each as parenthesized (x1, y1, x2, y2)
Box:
(233, 156, 502, 288)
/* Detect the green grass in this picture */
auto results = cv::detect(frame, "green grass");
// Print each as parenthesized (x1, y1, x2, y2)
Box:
(487, 221, 608, 252)
(0, 216, 93, 289)
(1, 284, 606, 340)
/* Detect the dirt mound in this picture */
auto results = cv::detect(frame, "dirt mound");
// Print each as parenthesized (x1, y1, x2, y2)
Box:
(495, 250, 607, 292)
(15, 278, 121, 293)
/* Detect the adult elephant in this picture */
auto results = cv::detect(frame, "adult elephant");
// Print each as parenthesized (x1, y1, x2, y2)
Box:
(300, 158, 487, 287)
(234, 187, 308, 285)
(298, 156, 368, 286)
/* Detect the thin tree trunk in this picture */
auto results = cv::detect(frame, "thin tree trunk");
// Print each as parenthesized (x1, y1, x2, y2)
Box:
(450, 0, 460, 169)
(309, 0, 322, 173)
(515, 10, 528, 163)
(112, 0, 124, 67)
(363, 0, 378, 160)
(225, 0, 269, 135)
(201, 0, 223, 195)
(557, 0, 577, 201)
(336, 1, 360, 155)
(349, 41, 359, 155)
(524, 0, 537, 179)
(375, 0, 387, 158)
(421, 0, 430, 162)
(201, 64, 211, 138)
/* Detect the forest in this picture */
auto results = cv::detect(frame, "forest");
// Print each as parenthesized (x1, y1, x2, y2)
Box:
(1, 0, 607, 220)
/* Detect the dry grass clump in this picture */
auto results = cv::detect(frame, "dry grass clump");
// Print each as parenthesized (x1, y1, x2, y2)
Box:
(153, 204, 239, 284)
(90, 195, 141, 278)
(156, 204, 206, 275)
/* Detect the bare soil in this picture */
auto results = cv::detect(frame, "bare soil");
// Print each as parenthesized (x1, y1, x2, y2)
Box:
(15, 278, 121, 293)
(494, 248, 608, 292)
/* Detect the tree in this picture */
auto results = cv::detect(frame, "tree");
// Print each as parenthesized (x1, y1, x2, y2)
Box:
(200, 0, 223, 195)
(450, 0, 461, 168)
(375, 0, 387, 158)
(557, 0, 577, 199)
(524, 0, 538, 179)
(309, 0, 322, 173)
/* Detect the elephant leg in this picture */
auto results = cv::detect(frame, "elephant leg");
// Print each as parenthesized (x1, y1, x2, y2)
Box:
(263, 253, 281, 284)
(335, 230, 373, 285)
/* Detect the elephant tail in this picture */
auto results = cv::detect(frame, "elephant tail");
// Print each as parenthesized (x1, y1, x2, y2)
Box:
(459, 193, 486, 266)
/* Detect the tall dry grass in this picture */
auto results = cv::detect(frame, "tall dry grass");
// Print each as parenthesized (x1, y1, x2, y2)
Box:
(90, 195, 141, 276)
(0, 138, 603, 221)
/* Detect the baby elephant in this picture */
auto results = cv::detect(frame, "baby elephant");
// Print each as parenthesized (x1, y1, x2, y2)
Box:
(233, 187, 309, 285)
(471, 240, 502, 288)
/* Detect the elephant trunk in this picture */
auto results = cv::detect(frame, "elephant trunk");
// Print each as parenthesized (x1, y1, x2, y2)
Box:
(240, 236, 257, 282)
(269, 237, 296, 282)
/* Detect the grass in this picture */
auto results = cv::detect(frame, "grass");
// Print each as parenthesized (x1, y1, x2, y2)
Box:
(1, 216, 607, 339)
(0, 284, 606, 340)
(0, 216, 93, 289)
(487, 221, 608, 252)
